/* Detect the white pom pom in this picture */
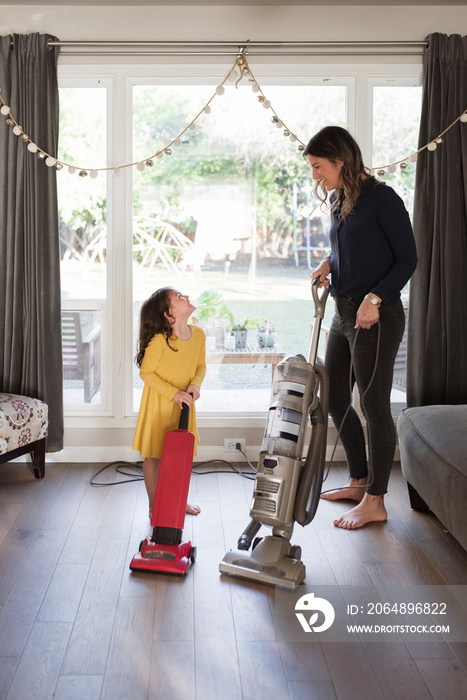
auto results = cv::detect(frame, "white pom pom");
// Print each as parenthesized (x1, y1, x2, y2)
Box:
(156, 152, 163, 159)
(388, 164, 397, 173)
(204, 105, 211, 115)
(68, 166, 76, 174)
(27, 142, 38, 153)
(45, 156, 56, 167)
(136, 161, 145, 171)
(262, 100, 271, 109)
(459, 112, 467, 123)
(114, 168, 121, 176)
(216, 85, 225, 95)
(275, 121, 283, 129)
(251, 84, 260, 93)
(90, 170, 98, 179)
(0, 105, 10, 116)
(409, 153, 417, 163)
(174, 138, 182, 147)
(189, 123, 196, 130)
(13, 125, 22, 136)
(427, 141, 437, 151)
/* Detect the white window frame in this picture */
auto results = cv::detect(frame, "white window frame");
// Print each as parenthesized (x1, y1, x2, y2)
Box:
(57, 62, 423, 431)
(58, 73, 115, 417)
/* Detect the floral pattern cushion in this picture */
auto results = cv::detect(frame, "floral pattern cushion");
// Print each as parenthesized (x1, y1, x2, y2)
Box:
(0, 394, 48, 455)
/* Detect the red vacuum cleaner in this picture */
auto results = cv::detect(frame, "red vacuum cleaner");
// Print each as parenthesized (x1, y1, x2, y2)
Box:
(129, 402, 197, 576)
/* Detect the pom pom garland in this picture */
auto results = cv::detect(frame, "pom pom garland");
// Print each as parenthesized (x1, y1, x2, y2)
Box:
(0, 54, 465, 179)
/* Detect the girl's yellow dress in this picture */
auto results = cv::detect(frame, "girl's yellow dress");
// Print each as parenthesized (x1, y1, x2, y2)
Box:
(133, 325, 206, 458)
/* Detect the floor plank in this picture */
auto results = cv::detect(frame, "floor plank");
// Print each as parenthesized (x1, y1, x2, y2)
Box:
(61, 537, 128, 675)
(415, 658, 467, 700)
(53, 675, 103, 700)
(5, 622, 72, 700)
(0, 528, 68, 657)
(321, 641, 385, 700)
(236, 641, 290, 700)
(100, 595, 156, 700)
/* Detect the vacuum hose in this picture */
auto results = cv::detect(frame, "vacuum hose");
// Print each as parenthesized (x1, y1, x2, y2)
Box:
(237, 518, 261, 550)
(293, 360, 330, 526)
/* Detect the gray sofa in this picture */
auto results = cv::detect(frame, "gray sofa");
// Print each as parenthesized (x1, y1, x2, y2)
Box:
(397, 405, 467, 551)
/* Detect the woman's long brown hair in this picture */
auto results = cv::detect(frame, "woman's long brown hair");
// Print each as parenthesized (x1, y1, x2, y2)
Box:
(303, 125, 374, 220)
(135, 287, 177, 368)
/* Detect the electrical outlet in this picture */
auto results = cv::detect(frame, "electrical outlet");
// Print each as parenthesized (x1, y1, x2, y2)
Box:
(224, 438, 246, 452)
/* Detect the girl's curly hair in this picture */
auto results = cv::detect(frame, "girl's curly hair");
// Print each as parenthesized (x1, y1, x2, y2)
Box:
(135, 287, 177, 368)
(303, 125, 374, 221)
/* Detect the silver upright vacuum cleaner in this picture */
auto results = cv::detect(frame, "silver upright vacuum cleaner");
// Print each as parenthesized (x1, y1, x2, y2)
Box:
(219, 279, 330, 589)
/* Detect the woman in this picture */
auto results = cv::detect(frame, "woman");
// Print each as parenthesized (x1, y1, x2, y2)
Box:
(305, 126, 417, 529)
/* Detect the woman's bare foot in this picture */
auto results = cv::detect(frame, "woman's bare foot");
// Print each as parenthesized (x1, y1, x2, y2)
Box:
(321, 477, 367, 503)
(186, 502, 201, 515)
(333, 493, 387, 529)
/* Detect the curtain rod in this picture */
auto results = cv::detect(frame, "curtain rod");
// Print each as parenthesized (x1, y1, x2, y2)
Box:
(46, 39, 428, 57)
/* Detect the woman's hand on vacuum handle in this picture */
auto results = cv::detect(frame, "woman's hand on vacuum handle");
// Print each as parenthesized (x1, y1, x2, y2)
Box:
(311, 257, 331, 289)
(173, 390, 194, 408)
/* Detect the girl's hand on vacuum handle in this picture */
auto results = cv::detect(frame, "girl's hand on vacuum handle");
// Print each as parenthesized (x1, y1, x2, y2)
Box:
(186, 384, 200, 401)
(173, 390, 194, 408)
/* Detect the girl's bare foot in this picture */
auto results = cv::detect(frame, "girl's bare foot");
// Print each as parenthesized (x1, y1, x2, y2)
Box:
(149, 504, 200, 519)
(321, 477, 367, 503)
(333, 493, 387, 529)
(186, 502, 201, 515)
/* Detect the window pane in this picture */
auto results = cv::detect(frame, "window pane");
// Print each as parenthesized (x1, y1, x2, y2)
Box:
(372, 85, 422, 398)
(62, 310, 102, 405)
(58, 87, 107, 301)
(58, 86, 107, 406)
(132, 83, 346, 412)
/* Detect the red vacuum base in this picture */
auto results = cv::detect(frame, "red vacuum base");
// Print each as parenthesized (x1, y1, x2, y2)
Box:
(129, 537, 196, 576)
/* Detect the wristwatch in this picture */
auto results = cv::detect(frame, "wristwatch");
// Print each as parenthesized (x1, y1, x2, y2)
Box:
(364, 294, 381, 308)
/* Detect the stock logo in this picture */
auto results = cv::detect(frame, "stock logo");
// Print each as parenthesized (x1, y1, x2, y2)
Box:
(295, 592, 335, 633)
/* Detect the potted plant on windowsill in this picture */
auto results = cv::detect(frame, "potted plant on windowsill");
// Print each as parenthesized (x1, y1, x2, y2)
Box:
(256, 319, 277, 348)
(230, 320, 249, 349)
(195, 289, 232, 347)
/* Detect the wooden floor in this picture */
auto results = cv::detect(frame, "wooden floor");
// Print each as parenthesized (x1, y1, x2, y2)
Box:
(0, 459, 466, 700)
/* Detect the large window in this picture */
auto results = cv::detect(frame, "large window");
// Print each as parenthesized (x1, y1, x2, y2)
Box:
(131, 81, 347, 412)
(56, 66, 422, 422)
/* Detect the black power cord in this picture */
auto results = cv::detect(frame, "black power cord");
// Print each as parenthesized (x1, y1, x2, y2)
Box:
(90, 450, 256, 487)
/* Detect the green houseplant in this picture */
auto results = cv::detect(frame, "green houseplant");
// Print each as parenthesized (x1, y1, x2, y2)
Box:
(230, 318, 250, 349)
(195, 289, 232, 347)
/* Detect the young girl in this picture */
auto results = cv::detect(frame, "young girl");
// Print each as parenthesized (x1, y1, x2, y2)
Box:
(133, 286, 206, 518)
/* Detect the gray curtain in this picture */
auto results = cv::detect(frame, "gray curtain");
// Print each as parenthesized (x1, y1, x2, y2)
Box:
(0, 33, 63, 450)
(407, 33, 467, 407)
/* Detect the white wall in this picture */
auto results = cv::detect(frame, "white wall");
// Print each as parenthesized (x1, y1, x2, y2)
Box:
(1, 5, 466, 48)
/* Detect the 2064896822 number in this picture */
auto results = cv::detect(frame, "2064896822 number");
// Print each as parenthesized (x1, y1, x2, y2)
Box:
(365, 602, 447, 615)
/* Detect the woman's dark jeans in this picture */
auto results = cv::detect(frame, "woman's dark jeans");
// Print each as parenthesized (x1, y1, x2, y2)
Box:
(325, 296, 405, 495)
